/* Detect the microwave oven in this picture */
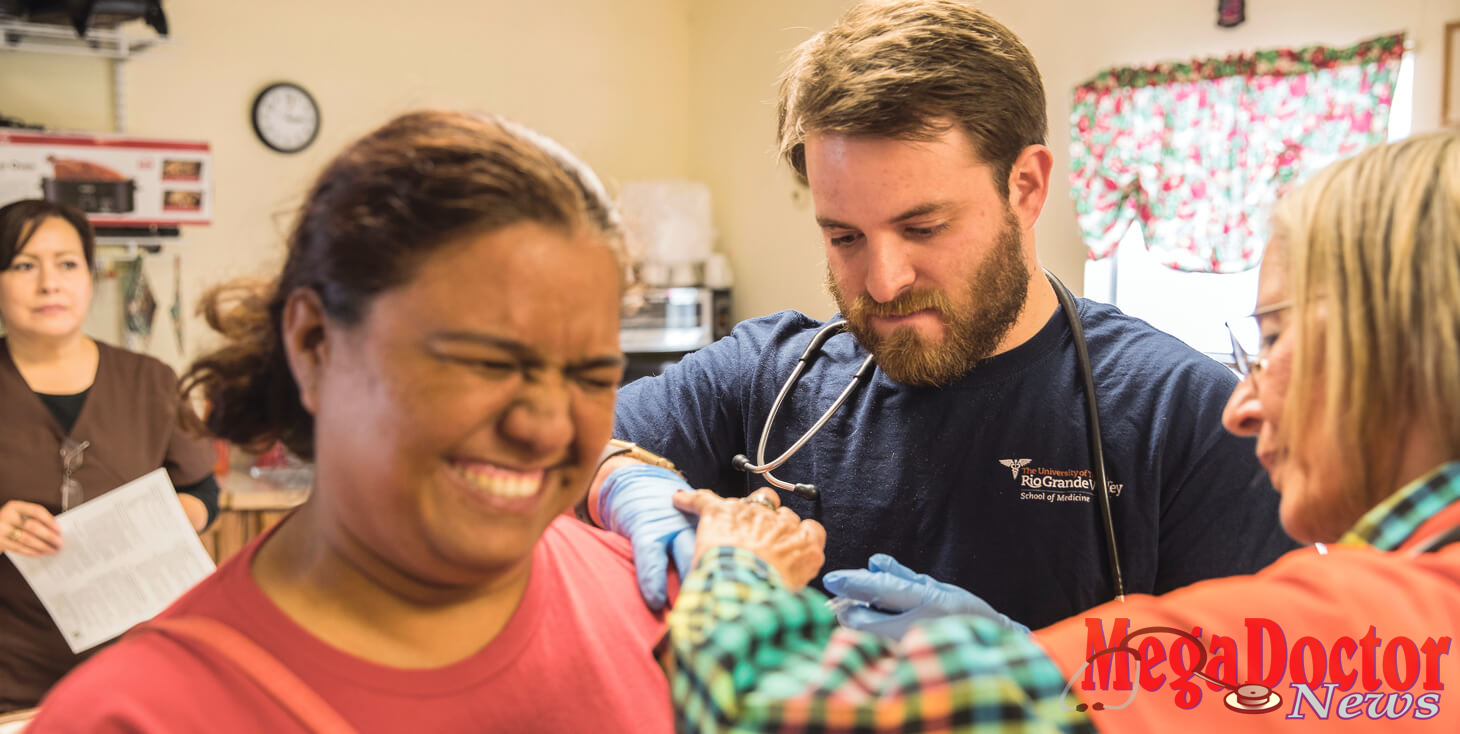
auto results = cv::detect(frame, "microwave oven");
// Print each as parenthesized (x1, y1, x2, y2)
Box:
(620, 286, 731, 354)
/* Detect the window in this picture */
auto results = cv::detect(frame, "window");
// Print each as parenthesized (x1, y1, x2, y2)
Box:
(1081, 53, 1414, 363)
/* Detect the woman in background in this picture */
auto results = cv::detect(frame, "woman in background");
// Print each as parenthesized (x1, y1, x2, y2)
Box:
(667, 130, 1460, 732)
(0, 199, 218, 714)
(29, 110, 676, 732)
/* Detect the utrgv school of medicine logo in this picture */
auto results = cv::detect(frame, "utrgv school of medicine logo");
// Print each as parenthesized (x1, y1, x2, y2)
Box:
(1000, 458, 1123, 502)
(999, 458, 1033, 479)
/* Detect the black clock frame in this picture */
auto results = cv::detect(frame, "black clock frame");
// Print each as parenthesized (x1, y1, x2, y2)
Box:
(251, 82, 321, 154)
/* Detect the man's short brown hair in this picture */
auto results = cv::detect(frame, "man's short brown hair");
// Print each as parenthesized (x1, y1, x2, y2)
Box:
(777, 0, 1047, 199)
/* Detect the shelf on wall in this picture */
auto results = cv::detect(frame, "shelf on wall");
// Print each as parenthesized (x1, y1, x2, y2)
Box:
(0, 19, 164, 60)
(1, 18, 167, 132)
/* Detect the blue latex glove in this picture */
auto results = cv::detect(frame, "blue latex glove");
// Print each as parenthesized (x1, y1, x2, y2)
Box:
(821, 553, 1030, 640)
(596, 464, 697, 610)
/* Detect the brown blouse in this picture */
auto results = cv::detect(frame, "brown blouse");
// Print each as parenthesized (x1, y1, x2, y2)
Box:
(0, 338, 215, 712)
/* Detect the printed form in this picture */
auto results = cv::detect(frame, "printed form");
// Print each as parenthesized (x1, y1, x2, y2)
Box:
(7, 468, 216, 653)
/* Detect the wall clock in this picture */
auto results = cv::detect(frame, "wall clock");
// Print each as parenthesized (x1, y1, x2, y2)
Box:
(251, 82, 320, 154)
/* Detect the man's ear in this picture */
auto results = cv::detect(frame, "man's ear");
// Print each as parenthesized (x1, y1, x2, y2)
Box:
(1006, 144, 1053, 230)
(281, 288, 330, 416)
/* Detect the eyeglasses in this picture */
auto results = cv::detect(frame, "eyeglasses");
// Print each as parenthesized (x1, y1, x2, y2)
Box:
(59, 438, 89, 511)
(1225, 301, 1293, 380)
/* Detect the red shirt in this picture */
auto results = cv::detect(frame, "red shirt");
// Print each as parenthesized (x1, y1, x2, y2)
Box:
(29, 516, 673, 733)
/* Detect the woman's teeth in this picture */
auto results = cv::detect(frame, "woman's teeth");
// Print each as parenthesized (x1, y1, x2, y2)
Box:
(451, 462, 545, 498)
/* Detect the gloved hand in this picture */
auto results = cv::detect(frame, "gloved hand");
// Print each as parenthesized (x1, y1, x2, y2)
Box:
(596, 464, 697, 610)
(821, 553, 1029, 641)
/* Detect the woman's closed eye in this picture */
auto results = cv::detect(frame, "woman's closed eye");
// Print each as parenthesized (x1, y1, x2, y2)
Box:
(470, 359, 521, 376)
(569, 368, 622, 391)
(435, 352, 521, 377)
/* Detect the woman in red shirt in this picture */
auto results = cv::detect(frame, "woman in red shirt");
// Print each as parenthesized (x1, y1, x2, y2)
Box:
(28, 111, 674, 732)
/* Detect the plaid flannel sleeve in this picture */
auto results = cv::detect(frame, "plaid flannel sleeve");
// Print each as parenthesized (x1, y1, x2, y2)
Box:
(669, 547, 1096, 733)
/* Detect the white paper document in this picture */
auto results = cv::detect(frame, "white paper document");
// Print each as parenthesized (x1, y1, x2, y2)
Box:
(7, 468, 216, 653)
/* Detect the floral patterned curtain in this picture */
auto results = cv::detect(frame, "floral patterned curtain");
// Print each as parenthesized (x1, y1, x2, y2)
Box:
(1069, 34, 1404, 273)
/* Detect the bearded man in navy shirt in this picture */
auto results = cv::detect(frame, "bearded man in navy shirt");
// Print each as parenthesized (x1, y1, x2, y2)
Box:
(581, 0, 1296, 632)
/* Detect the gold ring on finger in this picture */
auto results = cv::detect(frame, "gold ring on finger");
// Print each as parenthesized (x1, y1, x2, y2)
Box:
(7, 528, 20, 542)
(740, 494, 777, 511)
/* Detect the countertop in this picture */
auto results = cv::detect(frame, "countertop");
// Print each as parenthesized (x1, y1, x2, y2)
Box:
(218, 471, 310, 511)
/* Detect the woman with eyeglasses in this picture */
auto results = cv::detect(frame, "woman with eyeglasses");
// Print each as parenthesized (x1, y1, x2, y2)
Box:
(0, 199, 219, 713)
(662, 130, 1460, 731)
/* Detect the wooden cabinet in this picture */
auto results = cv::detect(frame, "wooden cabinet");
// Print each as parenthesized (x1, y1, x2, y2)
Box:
(198, 473, 308, 564)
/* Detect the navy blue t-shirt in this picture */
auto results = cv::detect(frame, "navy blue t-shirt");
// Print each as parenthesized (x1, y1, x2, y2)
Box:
(614, 300, 1297, 629)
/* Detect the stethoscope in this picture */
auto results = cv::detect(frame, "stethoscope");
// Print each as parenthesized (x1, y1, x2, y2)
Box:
(732, 270, 1127, 603)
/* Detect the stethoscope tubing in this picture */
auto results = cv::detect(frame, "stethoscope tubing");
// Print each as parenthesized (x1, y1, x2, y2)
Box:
(732, 320, 875, 498)
(756, 351, 872, 476)
(1048, 269, 1127, 602)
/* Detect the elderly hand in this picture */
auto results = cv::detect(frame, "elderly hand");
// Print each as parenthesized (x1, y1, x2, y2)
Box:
(671, 488, 826, 589)
(0, 500, 63, 557)
(822, 554, 1029, 641)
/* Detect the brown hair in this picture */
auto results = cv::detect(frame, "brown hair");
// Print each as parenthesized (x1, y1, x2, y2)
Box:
(0, 199, 97, 270)
(1274, 129, 1460, 509)
(182, 110, 623, 459)
(776, 0, 1047, 199)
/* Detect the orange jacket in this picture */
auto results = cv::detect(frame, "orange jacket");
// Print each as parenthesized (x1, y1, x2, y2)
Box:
(1039, 500, 1460, 731)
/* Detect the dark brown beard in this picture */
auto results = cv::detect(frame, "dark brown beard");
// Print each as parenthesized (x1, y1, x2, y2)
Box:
(829, 210, 1029, 386)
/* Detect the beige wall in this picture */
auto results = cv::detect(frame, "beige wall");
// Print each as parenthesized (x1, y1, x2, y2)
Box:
(690, 0, 1460, 323)
(1, 0, 693, 368)
(687, 0, 851, 322)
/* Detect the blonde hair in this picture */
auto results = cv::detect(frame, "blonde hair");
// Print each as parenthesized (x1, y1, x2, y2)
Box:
(776, 0, 1046, 198)
(1274, 130, 1460, 507)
